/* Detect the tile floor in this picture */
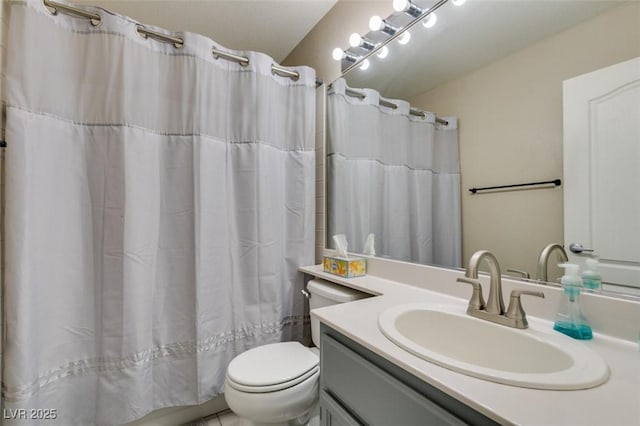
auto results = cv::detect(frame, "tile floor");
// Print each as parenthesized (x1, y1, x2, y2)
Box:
(212, 411, 253, 426)
(184, 410, 252, 426)
(185, 409, 320, 426)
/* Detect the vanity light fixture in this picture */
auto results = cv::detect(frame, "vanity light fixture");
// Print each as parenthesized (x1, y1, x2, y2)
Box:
(332, 47, 359, 63)
(359, 59, 370, 70)
(394, 0, 437, 29)
(335, 0, 465, 72)
(332, 47, 344, 61)
(349, 33, 377, 51)
(398, 31, 411, 45)
(422, 12, 437, 28)
(348, 33, 361, 47)
(377, 46, 389, 59)
(392, 0, 423, 18)
(369, 15, 399, 36)
(368, 15, 384, 31)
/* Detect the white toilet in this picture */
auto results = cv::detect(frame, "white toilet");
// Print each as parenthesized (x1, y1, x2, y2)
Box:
(224, 279, 367, 425)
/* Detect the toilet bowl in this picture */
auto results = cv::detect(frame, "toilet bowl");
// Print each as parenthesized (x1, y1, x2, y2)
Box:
(224, 279, 367, 425)
(225, 342, 319, 424)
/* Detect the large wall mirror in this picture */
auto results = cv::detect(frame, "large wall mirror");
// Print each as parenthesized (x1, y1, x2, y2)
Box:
(326, 0, 640, 299)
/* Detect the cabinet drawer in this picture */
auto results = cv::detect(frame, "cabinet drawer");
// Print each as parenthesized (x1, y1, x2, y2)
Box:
(319, 390, 362, 426)
(321, 334, 467, 426)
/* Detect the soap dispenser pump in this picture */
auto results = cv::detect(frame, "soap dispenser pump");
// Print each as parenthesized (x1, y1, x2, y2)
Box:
(553, 263, 593, 340)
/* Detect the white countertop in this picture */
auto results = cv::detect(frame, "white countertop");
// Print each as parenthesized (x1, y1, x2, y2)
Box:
(300, 264, 640, 426)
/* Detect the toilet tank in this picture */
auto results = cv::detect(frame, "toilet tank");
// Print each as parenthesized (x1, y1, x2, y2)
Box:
(307, 279, 368, 347)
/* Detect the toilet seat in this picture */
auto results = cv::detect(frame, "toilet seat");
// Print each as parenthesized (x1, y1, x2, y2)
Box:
(226, 342, 319, 393)
(227, 365, 319, 393)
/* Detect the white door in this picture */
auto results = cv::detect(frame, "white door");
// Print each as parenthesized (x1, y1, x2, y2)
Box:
(563, 57, 640, 291)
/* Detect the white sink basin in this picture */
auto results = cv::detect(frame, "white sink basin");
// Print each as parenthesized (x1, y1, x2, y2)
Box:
(378, 303, 609, 390)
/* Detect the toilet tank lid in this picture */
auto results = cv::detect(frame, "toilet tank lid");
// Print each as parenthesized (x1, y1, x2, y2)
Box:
(307, 279, 368, 303)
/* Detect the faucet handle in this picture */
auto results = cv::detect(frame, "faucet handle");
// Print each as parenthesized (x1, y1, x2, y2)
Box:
(456, 277, 486, 311)
(505, 290, 545, 328)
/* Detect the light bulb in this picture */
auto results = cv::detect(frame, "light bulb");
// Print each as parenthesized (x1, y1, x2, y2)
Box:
(452, 0, 466, 5)
(377, 46, 389, 59)
(422, 12, 437, 28)
(349, 33, 362, 48)
(392, 0, 409, 12)
(359, 59, 370, 71)
(394, 0, 425, 18)
(398, 31, 411, 45)
(332, 47, 344, 61)
(369, 15, 384, 31)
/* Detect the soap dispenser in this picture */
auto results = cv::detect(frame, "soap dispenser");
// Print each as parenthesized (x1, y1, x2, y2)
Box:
(582, 258, 602, 291)
(553, 263, 593, 340)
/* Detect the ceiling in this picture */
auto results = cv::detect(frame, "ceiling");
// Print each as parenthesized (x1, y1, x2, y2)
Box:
(82, 0, 338, 62)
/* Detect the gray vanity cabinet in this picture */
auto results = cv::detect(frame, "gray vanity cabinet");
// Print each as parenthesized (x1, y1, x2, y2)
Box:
(319, 324, 499, 426)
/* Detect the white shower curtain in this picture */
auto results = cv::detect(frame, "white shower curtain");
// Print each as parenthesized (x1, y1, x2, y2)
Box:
(327, 78, 461, 267)
(3, 1, 315, 424)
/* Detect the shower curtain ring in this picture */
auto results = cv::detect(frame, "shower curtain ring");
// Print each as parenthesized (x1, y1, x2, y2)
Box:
(136, 25, 184, 49)
(43, 1, 58, 15)
(43, 1, 102, 27)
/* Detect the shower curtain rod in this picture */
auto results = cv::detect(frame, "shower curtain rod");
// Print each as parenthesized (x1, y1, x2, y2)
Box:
(211, 48, 322, 86)
(42, 0, 323, 86)
(344, 87, 448, 126)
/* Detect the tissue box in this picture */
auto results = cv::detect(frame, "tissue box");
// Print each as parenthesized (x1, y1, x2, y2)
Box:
(323, 256, 366, 278)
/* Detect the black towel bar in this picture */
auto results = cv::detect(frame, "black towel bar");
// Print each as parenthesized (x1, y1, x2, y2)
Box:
(469, 179, 561, 194)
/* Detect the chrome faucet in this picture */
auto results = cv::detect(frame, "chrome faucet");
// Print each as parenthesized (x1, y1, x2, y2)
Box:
(457, 250, 544, 329)
(537, 243, 568, 282)
(466, 250, 504, 314)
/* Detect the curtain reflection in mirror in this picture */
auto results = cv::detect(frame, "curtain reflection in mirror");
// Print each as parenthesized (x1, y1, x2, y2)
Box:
(327, 78, 462, 267)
